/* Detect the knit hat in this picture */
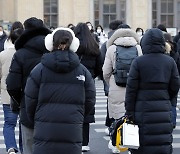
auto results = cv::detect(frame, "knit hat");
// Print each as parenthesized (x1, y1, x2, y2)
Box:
(24, 17, 44, 30)
(45, 27, 80, 52)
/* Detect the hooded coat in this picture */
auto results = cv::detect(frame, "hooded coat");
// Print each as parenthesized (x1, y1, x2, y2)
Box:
(0, 31, 7, 52)
(125, 28, 180, 154)
(103, 28, 142, 119)
(6, 27, 51, 128)
(25, 50, 96, 154)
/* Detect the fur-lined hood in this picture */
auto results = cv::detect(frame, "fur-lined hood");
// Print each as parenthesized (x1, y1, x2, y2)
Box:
(107, 29, 140, 48)
(15, 27, 51, 50)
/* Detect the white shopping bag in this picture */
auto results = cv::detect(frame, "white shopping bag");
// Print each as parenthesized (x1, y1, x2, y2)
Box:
(122, 123, 139, 149)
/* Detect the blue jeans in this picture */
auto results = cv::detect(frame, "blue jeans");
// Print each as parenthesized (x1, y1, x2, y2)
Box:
(3, 104, 19, 152)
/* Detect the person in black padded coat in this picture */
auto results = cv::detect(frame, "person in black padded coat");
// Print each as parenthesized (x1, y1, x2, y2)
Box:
(24, 27, 96, 154)
(74, 23, 102, 152)
(6, 17, 51, 154)
(125, 28, 180, 154)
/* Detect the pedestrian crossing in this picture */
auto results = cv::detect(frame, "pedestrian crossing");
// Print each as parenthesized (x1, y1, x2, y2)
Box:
(0, 79, 180, 153)
(93, 79, 180, 150)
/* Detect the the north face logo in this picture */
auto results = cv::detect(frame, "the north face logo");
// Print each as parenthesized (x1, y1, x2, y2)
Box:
(76, 75, 85, 81)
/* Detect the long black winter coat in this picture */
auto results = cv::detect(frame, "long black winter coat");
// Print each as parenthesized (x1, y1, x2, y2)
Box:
(125, 28, 180, 154)
(77, 52, 102, 123)
(25, 50, 96, 154)
(6, 27, 51, 128)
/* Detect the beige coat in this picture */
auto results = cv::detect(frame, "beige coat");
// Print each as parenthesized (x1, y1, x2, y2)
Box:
(0, 40, 16, 104)
(103, 29, 142, 119)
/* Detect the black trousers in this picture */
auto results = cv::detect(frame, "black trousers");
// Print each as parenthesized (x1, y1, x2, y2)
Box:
(82, 123, 89, 146)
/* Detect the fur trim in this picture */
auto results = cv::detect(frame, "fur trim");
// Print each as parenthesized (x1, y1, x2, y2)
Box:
(113, 37, 138, 47)
(107, 29, 140, 48)
(165, 42, 171, 54)
(45, 27, 80, 52)
(15, 27, 51, 50)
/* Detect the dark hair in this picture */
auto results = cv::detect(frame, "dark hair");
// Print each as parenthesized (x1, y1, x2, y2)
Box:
(86, 21, 94, 33)
(11, 28, 24, 44)
(95, 24, 103, 32)
(24, 17, 44, 30)
(109, 20, 123, 30)
(8, 21, 24, 41)
(53, 30, 73, 51)
(118, 24, 131, 29)
(157, 24, 167, 32)
(74, 23, 99, 56)
(136, 27, 144, 34)
(163, 33, 173, 42)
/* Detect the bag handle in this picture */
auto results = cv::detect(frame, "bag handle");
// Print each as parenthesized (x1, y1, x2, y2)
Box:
(116, 118, 128, 152)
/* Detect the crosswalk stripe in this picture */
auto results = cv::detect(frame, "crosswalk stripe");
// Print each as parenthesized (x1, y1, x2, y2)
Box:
(91, 121, 105, 125)
(96, 100, 106, 103)
(96, 96, 107, 99)
(95, 128, 106, 132)
(95, 109, 106, 113)
(95, 115, 106, 118)
(95, 104, 107, 108)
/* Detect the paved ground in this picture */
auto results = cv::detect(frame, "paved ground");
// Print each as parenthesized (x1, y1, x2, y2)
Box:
(0, 79, 180, 154)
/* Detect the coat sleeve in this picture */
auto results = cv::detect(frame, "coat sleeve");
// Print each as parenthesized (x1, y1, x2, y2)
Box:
(25, 64, 42, 124)
(125, 59, 139, 119)
(102, 46, 114, 85)
(84, 67, 96, 117)
(168, 60, 180, 106)
(6, 53, 23, 104)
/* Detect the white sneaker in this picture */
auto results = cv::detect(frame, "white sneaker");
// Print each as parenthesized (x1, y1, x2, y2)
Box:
(82, 146, 90, 152)
(108, 140, 120, 153)
(105, 127, 110, 135)
(7, 148, 16, 154)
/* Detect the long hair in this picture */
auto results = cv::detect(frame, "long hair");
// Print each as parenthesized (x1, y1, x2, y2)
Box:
(8, 21, 24, 41)
(74, 23, 99, 56)
(53, 30, 73, 51)
(11, 28, 24, 44)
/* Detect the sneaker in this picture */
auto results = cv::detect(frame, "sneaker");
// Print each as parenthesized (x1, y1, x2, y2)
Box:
(82, 146, 90, 152)
(108, 140, 120, 153)
(105, 127, 110, 135)
(7, 148, 16, 154)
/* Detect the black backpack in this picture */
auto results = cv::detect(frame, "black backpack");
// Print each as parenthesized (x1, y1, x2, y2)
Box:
(113, 46, 138, 87)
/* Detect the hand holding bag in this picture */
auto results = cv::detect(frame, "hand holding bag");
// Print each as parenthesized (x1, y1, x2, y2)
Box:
(116, 117, 139, 150)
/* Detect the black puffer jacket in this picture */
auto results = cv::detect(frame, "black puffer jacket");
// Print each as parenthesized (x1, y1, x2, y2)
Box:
(125, 28, 180, 154)
(25, 50, 96, 154)
(6, 27, 51, 128)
